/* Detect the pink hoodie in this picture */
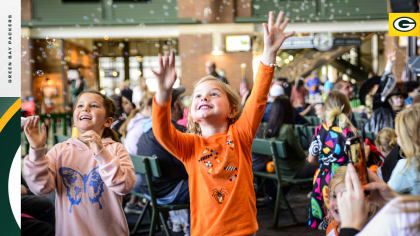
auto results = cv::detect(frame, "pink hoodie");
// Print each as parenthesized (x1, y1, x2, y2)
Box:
(23, 137, 136, 236)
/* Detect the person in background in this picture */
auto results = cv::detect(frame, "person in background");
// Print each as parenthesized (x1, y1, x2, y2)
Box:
(205, 61, 229, 84)
(291, 78, 307, 109)
(119, 95, 153, 156)
(323, 77, 335, 97)
(387, 104, 420, 195)
(134, 87, 189, 233)
(111, 88, 135, 138)
(307, 91, 356, 230)
(133, 77, 152, 109)
(403, 80, 420, 106)
(305, 71, 321, 102)
(70, 76, 85, 104)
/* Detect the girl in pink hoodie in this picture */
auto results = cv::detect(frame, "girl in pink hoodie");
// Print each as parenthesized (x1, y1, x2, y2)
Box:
(23, 91, 136, 236)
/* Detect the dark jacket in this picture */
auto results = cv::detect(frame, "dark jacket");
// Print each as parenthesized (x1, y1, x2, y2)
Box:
(381, 146, 403, 183)
(136, 121, 187, 197)
(364, 106, 395, 136)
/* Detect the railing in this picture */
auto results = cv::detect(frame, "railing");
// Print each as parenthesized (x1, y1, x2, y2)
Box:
(21, 113, 73, 156)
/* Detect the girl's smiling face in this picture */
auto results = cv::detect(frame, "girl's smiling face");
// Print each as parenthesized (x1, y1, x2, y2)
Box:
(73, 93, 112, 136)
(329, 182, 345, 222)
(190, 80, 233, 125)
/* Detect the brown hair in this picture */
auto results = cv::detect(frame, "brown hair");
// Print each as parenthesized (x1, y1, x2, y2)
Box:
(187, 76, 242, 135)
(333, 79, 350, 92)
(119, 94, 153, 138)
(395, 104, 420, 169)
(375, 128, 397, 154)
(324, 91, 356, 132)
(74, 90, 120, 142)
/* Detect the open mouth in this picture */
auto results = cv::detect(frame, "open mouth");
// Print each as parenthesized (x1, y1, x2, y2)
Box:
(79, 115, 92, 121)
(198, 104, 212, 110)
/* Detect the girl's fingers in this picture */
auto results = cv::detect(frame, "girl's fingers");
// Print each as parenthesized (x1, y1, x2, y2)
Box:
(367, 169, 383, 183)
(279, 17, 290, 32)
(169, 50, 175, 68)
(151, 69, 160, 77)
(158, 53, 163, 71)
(267, 11, 274, 30)
(285, 31, 295, 39)
(275, 11, 284, 28)
(164, 52, 169, 68)
(347, 164, 363, 196)
(262, 23, 269, 37)
(345, 163, 355, 192)
(41, 123, 47, 137)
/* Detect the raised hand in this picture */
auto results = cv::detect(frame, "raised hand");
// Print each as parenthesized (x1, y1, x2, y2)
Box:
(337, 164, 369, 231)
(24, 116, 47, 149)
(262, 11, 295, 64)
(79, 130, 103, 155)
(152, 51, 177, 105)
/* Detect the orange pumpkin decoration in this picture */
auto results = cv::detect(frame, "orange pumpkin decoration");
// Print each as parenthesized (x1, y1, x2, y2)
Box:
(266, 161, 275, 173)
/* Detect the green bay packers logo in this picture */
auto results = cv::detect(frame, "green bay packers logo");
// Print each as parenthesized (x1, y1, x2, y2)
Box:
(393, 17, 416, 32)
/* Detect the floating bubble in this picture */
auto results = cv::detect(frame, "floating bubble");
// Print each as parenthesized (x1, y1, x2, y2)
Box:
(163, 4, 168, 10)
(83, 16, 89, 20)
(93, 18, 100, 23)
(164, 12, 169, 16)
(35, 70, 44, 76)
(355, 8, 360, 12)
(253, 4, 260, 10)
(112, 4, 117, 8)
(129, 4, 134, 8)
(150, 10, 155, 14)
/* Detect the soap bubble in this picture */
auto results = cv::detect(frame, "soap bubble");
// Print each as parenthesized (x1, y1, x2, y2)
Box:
(35, 70, 44, 76)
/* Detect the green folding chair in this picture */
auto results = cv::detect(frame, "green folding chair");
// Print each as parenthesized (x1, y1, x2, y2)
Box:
(129, 154, 189, 236)
(252, 138, 312, 228)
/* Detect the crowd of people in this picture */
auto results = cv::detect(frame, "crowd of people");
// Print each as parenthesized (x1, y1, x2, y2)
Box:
(20, 11, 420, 236)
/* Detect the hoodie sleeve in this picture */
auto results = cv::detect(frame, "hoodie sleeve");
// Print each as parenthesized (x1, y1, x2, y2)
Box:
(94, 143, 137, 195)
(23, 146, 58, 196)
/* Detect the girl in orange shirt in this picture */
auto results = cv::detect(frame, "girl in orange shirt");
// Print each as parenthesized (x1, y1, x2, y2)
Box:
(152, 11, 294, 235)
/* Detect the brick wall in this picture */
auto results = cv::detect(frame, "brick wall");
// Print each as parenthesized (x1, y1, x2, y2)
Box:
(178, 33, 253, 95)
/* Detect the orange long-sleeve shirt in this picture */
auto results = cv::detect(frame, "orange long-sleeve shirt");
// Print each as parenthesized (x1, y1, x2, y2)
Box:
(152, 62, 274, 235)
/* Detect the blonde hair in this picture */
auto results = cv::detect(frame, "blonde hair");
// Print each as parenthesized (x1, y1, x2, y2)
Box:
(395, 104, 420, 168)
(328, 166, 347, 199)
(119, 94, 153, 138)
(375, 128, 397, 154)
(324, 91, 356, 132)
(328, 166, 378, 224)
(187, 76, 242, 135)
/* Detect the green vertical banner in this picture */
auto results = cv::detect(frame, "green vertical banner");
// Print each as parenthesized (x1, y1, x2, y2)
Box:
(0, 0, 21, 235)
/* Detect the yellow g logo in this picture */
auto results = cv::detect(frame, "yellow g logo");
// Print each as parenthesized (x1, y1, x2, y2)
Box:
(389, 13, 420, 36)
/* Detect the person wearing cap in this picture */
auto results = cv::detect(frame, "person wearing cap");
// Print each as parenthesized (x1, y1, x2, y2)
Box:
(365, 87, 407, 136)
(262, 80, 285, 122)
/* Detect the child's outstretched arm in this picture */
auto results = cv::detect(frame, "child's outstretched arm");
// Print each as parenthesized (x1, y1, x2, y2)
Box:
(23, 116, 57, 196)
(237, 11, 294, 140)
(152, 51, 195, 161)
